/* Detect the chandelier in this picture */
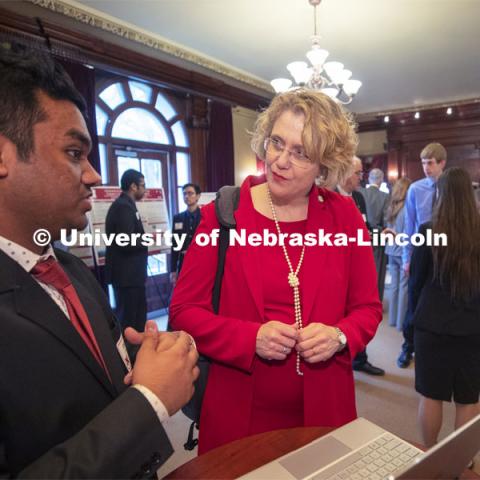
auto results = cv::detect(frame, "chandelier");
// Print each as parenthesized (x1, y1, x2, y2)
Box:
(271, 0, 362, 104)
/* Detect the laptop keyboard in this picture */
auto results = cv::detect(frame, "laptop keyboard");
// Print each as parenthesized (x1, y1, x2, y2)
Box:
(310, 433, 422, 480)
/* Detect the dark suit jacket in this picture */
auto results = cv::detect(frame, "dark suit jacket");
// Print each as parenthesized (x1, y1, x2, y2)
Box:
(170, 208, 201, 273)
(410, 223, 480, 336)
(361, 186, 389, 230)
(0, 249, 172, 478)
(105, 192, 148, 288)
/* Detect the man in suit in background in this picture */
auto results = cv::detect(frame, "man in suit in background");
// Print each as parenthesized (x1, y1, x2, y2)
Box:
(105, 169, 148, 331)
(170, 183, 201, 286)
(337, 157, 385, 376)
(0, 44, 198, 477)
(361, 168, 390, 300)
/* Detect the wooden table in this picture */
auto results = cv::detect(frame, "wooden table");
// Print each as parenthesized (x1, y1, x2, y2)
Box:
(166, 426, 480, 479)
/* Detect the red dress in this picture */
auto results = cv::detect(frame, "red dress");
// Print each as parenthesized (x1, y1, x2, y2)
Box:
(249, 212, 306, 434)
(170, 175, 382, 454)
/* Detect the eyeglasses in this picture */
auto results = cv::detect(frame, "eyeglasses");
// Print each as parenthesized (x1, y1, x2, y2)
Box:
(264, 136, 312, 169)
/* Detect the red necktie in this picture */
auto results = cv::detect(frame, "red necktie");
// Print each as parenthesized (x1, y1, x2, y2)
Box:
(32, 258, 111, 380)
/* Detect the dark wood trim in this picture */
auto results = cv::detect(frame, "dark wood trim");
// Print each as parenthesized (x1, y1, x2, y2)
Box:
(358, 102, 480, 133)
(0, 7, 270, 111)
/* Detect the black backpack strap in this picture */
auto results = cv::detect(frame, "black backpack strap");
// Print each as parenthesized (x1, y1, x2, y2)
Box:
(182, 186, 240, 450)
(212, 186, 240, 313)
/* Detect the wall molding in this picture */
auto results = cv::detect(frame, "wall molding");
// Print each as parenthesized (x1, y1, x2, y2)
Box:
(30, 0, 272, 94)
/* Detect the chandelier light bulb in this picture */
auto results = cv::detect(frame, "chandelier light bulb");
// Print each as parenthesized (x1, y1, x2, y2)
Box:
(323, 61, 344, 83)
(337, 69, 352, 85)
(384, 115, 390, 123)
(306, 46, 329, 67)
(321, 87, 340, 99)
(414, 111, 420, 119)
(271, 78, 293, 93)
(287, 61, 310, 85)
(446, 107, 453, 115)
(343, 79, 362, 96)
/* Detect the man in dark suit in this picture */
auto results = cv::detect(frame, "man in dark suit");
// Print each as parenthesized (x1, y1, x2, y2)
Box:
(105, 169, 148, 331)
(0, 45, 198, 477)
(360, 168, 390, 300)
(337, 157, 385, 376)
(170, 183, 201, 286)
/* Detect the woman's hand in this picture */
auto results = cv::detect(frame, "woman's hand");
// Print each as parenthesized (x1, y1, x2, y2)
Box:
(256, 321, 298, 361)
(296, 323, 341, 363)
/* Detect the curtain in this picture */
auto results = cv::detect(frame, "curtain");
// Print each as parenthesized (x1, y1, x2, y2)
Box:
(58, 59, 101, 174)
(206, 101, 235, 191)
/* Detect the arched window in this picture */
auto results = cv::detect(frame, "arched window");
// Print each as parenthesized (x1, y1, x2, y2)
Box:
(96, 78, 191, 283)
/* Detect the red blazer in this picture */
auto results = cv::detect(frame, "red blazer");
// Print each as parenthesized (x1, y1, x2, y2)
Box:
(170, 175, 382, 453)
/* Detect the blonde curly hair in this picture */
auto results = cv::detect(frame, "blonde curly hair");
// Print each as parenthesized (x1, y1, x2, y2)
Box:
(251, 89, 358, 188)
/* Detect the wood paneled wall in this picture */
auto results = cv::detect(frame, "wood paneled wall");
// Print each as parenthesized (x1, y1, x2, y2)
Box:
(359, 103, 480, 183)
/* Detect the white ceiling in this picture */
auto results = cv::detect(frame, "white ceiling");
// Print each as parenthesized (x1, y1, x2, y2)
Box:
(74, 0, 480, 114)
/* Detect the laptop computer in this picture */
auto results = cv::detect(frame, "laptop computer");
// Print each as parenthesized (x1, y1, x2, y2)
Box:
(239, 414, 480, 480)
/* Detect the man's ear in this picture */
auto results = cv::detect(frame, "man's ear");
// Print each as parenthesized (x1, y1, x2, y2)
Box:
(0, 134, 17, 178)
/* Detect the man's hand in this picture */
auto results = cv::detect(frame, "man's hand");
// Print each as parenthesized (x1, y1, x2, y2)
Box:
(296, 323, 341, 363)
(131, 321, 199, 416)
(256, 321, 298, 361)
(169, 272, 178, 286)
(382, 227, 396, 237)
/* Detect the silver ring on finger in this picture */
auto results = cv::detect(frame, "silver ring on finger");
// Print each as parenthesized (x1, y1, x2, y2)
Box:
(282, 346, 288, 354)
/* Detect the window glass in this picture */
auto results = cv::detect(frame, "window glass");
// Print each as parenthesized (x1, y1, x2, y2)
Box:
(129, 81, 153, 103)
(148, 254, 167, 276)
(98, 143, 108, 184)
(117, 156, 140, 185)
(99, 82, 126, 110)
(141, 159, 162, 188)
(171, 120, 188, 147)
(155, 93, 177, 121)
(108, 284, 116, 309)
(176, 152, 190, 208)
(95, 106, 108, 136)
(112, 108, 169, 144)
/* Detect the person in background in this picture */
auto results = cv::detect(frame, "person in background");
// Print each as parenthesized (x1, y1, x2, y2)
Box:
(0, 44, 198, 477)
(361, 168, 390, 300)
(337, 156, 385, 376)
(383, 177, 412, 330)
(105, 169, 148, 332)
(397, 142, 447, 368)
(410, 167, 480, 449)
(170, 183, 201, 286)
(171, 90, 382, 453)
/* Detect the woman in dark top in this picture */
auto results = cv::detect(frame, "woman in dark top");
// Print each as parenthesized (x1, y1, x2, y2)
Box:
(410, 167, 480, 448)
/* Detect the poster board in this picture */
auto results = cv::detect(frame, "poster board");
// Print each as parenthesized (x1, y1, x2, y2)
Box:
(86, 186, 170, 266)
(66, 220, 95, 268)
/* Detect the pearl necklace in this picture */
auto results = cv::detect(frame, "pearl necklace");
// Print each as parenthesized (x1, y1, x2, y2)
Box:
(266, 187, 305, 376)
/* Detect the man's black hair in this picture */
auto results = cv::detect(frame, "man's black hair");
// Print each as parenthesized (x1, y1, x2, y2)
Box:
(121, 169, 144, 192)
(0, 43, 86, 160)
(183, 183, 201, 195)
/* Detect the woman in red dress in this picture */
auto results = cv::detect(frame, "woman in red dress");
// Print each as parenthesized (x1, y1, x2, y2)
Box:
(170, 89, 382, 453)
